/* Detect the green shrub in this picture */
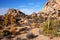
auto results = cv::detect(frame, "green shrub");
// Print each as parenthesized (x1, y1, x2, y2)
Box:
(41, 20, 60, 37)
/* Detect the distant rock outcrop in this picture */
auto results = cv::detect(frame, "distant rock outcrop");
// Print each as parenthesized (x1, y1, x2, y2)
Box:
(3, 9, 28, 26)
(40, 0, 60, 19)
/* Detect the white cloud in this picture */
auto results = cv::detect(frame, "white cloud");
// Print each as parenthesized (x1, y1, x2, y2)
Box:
(19, 5, 27, 8)
(28, 3, 34, 5)
(0, 8, 8, 15)
(18, 4, 41, 15)
(20, 8, 34, 15)
(0, 2, 42, 15)
(19, 7, 40, 15)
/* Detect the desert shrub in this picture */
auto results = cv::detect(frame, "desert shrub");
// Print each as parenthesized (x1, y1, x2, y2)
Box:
(41, 20, 60, 37)
(3, 30, 12, 36)
(8, 27, 17, 35)
(0, 30, 4, 38)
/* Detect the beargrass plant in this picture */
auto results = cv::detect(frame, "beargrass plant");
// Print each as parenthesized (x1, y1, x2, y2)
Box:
(41, 20, 60, 37)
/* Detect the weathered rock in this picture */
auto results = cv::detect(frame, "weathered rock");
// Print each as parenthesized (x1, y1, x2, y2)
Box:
(29, 28, 40, 35)
(3, 9, 28, 26)
(40, 0, 60, 19)
(0, 15, 4, 26)
(26, 33, 38, 39)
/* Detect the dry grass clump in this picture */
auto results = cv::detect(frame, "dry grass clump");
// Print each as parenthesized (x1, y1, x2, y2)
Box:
(41, 20, 60, 37)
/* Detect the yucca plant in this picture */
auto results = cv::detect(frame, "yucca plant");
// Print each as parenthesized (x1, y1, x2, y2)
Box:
(41, 20, 58, 36)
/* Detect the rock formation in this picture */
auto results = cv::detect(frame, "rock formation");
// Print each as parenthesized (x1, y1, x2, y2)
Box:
(3, 9, 28, 26)
(41, 0, 60, 19)
(0, 0, 60, 40)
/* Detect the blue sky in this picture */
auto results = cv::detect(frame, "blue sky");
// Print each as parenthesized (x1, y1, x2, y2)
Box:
(0, 0, 48, 15)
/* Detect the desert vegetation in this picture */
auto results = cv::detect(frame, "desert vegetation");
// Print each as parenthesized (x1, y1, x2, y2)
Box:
(0, 0, 60, 40)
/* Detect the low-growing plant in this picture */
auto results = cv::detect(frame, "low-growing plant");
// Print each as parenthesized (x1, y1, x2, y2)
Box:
(41, 20, 60, 37)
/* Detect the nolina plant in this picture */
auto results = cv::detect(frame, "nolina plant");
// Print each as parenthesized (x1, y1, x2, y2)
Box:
(41, 19, 60, 37)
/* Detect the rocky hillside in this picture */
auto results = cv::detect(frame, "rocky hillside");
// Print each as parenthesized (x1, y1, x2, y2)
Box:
(0, 0, 60, 40)
(1, 9, 28, 26)
(41, 0, 60, 19)
(0, 0, 60, 26)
